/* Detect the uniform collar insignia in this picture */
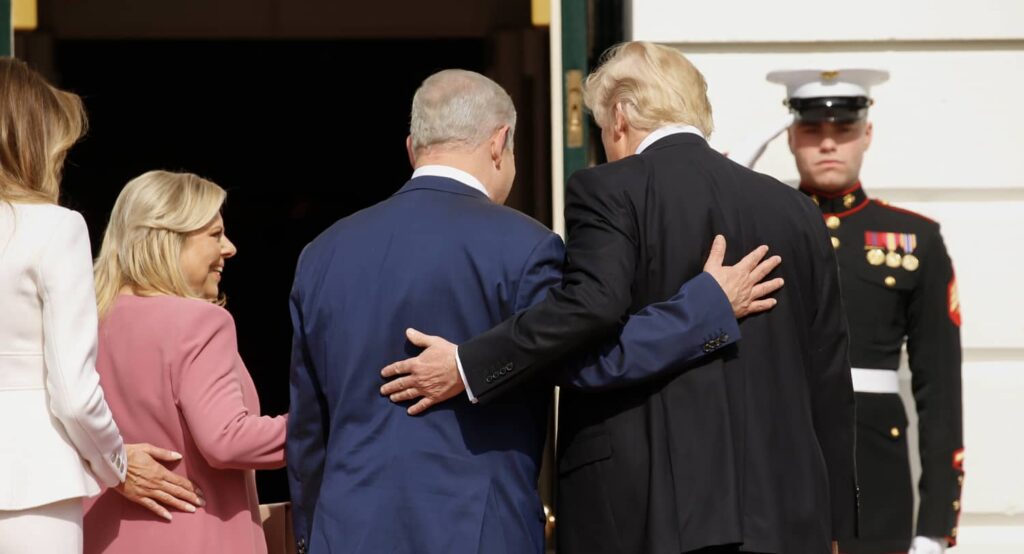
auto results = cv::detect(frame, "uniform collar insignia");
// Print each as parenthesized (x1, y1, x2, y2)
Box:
(799, 182, 869, 215)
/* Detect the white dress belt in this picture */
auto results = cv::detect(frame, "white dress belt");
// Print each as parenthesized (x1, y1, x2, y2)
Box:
(850, 368, 900, 394)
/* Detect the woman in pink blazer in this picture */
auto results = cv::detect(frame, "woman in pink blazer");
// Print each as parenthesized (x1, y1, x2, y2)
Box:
(0, 58, 205, 554)
(84, 170, 287, 554)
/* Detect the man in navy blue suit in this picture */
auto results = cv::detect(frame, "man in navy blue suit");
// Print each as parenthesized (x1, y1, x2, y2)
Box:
(287, 69, 783, 554)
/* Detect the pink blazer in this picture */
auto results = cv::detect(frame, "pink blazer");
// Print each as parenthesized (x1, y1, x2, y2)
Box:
(84, 295, 286, 554)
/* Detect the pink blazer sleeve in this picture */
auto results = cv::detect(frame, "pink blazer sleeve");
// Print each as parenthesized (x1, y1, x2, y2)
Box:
(173, 304, 286, 470)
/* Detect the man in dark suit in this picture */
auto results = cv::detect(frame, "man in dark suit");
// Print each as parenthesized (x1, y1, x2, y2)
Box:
(288, 69, 782, 554)
(383, 45, 857, 553)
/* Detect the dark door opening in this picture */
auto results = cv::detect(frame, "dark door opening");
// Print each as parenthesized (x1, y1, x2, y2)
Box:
(55, 38, 503, 502)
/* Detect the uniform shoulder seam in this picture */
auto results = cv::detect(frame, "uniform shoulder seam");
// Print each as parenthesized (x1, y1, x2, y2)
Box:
(871, 199, 938, 225)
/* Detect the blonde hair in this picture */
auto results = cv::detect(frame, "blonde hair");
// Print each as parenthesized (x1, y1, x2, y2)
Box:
(0, 57, 87, 204)
(583, 42, 714, 137)
(94, 170, 227, 319)
(410, 69, 516, 153)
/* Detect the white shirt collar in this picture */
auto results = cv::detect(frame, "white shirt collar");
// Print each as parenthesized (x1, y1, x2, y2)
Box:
(411, 165, 490, 200)
(635, 124, 706, 155)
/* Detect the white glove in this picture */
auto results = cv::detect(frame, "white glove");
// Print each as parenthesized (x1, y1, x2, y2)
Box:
(909, 536, 947, 554)
(725, 113, 796, 169)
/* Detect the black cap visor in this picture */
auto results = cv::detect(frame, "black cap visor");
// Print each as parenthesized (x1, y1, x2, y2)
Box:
(787, 96, 871, 123)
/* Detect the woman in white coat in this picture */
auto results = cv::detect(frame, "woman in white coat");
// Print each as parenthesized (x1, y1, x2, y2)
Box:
(0, 57, 205, 553)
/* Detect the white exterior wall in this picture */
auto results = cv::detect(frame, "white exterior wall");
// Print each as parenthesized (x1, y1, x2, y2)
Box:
(630, 2, 1024, 551)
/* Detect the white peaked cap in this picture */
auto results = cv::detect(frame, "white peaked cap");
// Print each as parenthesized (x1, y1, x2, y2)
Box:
(766, 68, 890, 99)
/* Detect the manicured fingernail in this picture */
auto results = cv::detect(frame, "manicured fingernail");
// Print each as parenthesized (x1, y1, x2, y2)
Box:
(186, 504, 197, 513)
(163, 513, 173, 522)
(170, 452, 183, 460)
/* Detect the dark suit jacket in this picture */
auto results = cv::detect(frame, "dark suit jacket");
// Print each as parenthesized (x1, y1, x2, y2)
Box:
(458, 134, 857, 553)
(286, 175, 739, 554)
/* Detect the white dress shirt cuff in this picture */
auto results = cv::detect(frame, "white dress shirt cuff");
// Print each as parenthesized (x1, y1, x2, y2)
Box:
(115, 444, 128, 482)
(455, 347, 478, 404)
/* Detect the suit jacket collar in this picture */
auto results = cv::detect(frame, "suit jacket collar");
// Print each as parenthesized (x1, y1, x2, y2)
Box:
(638, 132, 709, 154)
(394, 175, 491, 201)
(635, 125, 705, 154)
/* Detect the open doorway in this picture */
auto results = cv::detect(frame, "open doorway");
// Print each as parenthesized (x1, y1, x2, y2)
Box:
(24, 1, 550, 504)
(55, 40, 489, 505)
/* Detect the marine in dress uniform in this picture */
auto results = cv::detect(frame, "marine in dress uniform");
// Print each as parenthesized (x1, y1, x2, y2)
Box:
(764, 69, 965, 554)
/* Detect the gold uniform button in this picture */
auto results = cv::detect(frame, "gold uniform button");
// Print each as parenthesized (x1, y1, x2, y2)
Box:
(953, 500, 960, 511)
(951, 527, 958, 538)
(890, 426, 901, 438)
(958, 475, 965, 486)
(826, 215, 841, 229)
(831, 236, 840, 249)
(885, 276, 897, 288)
(843, 193, 856, 208)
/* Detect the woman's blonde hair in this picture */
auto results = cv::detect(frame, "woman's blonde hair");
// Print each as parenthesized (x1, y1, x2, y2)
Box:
(94, 170, 227, 319)
(583, 42, 714, 137)
(0, 57, 88, 204)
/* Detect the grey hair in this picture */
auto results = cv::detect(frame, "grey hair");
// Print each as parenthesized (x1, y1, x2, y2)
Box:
(410, 69, 516, 152)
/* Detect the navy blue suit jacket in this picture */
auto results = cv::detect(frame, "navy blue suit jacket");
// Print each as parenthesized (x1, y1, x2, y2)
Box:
(287, 176, 737, 553)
